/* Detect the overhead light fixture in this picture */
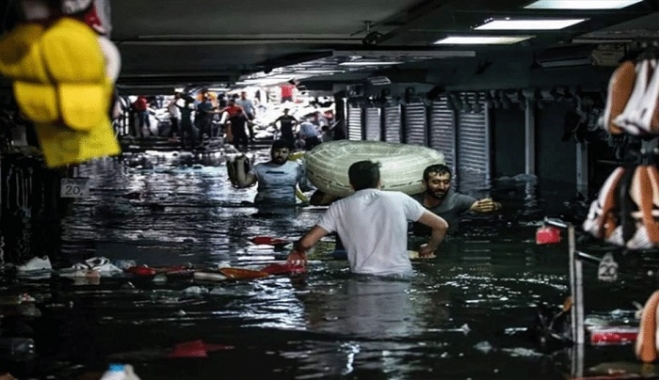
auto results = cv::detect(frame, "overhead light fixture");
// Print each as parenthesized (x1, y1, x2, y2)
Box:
(524, 0, 643, 10)
(297, 69, 345, 74)
(475, 18, 586, 30)
(339, 61, 402, 66)
(434, 36, 533, 45)
(367, 76, 392, 86)
(536, 45, 594, 68)
(237, 78, 290, 86)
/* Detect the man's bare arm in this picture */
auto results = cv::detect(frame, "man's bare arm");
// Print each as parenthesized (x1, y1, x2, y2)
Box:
(287, 225, 330, 266)
(470, 198, 502, 213)
(234, 156, 257, 188)
(416, 211, 448, 256)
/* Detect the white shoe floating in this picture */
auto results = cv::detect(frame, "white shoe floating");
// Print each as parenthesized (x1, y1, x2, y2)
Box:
(59, 256, 122, 277)
(17, 256, 52, 272)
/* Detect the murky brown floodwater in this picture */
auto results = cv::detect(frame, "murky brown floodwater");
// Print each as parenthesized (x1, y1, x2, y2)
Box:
(0, 147, 655, 379)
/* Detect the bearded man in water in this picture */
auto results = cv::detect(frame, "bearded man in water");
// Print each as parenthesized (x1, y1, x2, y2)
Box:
(412, 164, 502, 236)
(234, 139, 313, 205)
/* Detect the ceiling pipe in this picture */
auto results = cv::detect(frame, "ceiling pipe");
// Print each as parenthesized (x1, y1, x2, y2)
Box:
(116, 39, 363, 46)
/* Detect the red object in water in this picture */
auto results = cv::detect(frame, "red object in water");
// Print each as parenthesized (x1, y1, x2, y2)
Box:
(261, 263, 306, 275)
(168, 340, 234, 358)
(536, 226, 562, 245)
(155, 265, 193, 274)
(250, 236, 289, 246)
(219, 267, 270, 280)
(590, 327, 638, 345)
(125, 266, 157, 276)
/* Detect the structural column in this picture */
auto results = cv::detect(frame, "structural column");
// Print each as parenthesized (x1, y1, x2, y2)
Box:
(524, 97, 535, 175)
(576, 143, 588, 196)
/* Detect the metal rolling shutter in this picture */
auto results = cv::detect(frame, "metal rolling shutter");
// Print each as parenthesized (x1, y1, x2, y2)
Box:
(405, 103, 427, 146)
(430, 96, 456, 171)
(364, 108, 381, 141)
(384, 105, 401, 143)
(456, 92, 490, 192)
(348, 106, 363, 141)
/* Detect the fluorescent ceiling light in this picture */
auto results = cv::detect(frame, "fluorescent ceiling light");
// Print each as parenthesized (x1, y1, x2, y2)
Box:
(434, 36, 533, 45)
(475, 18, 586, 30)
(367, 76, 392, 86)
(240, 78, 289, 85)
(524, 0, 642, 10)
(339, 61, 402, 66)
(298, 69, 345, 74)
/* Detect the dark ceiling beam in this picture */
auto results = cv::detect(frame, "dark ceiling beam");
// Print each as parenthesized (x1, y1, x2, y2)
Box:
(117, 73, 234, 86)
(374, 0, 456, 44)
(114, 38, 362, 46)
(257, 51, 334, 71)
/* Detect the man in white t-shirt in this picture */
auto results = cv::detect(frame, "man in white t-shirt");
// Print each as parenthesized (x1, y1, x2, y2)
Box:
(166, 93, 181, 138)
(287, 161, 448, 276)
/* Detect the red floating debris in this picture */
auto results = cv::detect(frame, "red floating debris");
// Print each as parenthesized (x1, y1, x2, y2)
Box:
(536, 226, 561, 245)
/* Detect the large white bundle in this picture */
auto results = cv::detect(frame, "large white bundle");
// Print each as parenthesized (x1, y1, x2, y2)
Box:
(305, 140, 445, 197)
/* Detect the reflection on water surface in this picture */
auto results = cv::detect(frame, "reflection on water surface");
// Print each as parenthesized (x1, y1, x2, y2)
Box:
(0, 150, 649, 379)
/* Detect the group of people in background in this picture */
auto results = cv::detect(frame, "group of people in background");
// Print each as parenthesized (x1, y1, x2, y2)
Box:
(127, 90, 342, 152)
(271, 108, 342, 151)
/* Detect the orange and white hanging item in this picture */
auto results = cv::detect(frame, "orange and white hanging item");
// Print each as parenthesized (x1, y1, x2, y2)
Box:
(0, 0, 120, 168)
(583, 164, 659, 250)
(603, 54, 659, 136)
(585, 48, 659, 250)
(635, 291, 659, 363)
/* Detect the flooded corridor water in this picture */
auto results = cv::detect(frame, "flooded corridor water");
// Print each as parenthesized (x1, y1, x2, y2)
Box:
(0, 149, 654, 379)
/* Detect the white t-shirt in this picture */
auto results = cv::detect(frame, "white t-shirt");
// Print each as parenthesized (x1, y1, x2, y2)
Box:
(317, 189, 426, 276)
(167, 100, 180, 119)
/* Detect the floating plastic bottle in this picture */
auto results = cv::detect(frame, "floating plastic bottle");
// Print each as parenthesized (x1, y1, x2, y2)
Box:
(100, 363, 141, 380)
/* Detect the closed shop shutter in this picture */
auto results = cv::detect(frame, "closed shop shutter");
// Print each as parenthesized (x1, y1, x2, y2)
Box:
(405, 103, 427, 146)
(364, 108, 381, 141)
(429, 96, 456, 172)
(456, 92, 490, 192)
(348, 106, 363, 141)
(384, 105, 401, 143)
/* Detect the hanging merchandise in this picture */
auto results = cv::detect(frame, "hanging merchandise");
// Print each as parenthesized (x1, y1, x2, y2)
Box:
(582, 161, 659, 250)
(602, 48, 659, 136)
(635, 290, 659, 363)
(585, 44, 659, 250)
(61, 0, 113, 36)
(0, 0, 121, 168)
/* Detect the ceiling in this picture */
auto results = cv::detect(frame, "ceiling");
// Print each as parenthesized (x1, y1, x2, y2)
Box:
(2, 0, 659, 93)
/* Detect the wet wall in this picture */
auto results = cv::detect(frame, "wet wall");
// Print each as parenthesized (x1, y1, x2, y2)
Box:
(0, 153, 66, 265)
(536, 102, 578, 188)
(491, 107, 525, 177)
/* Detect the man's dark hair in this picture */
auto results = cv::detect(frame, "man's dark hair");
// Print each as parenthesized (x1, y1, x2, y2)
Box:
(349, 160, 381, 191)
(423, 164, 451, 182)
(271, 139, 292, 152)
